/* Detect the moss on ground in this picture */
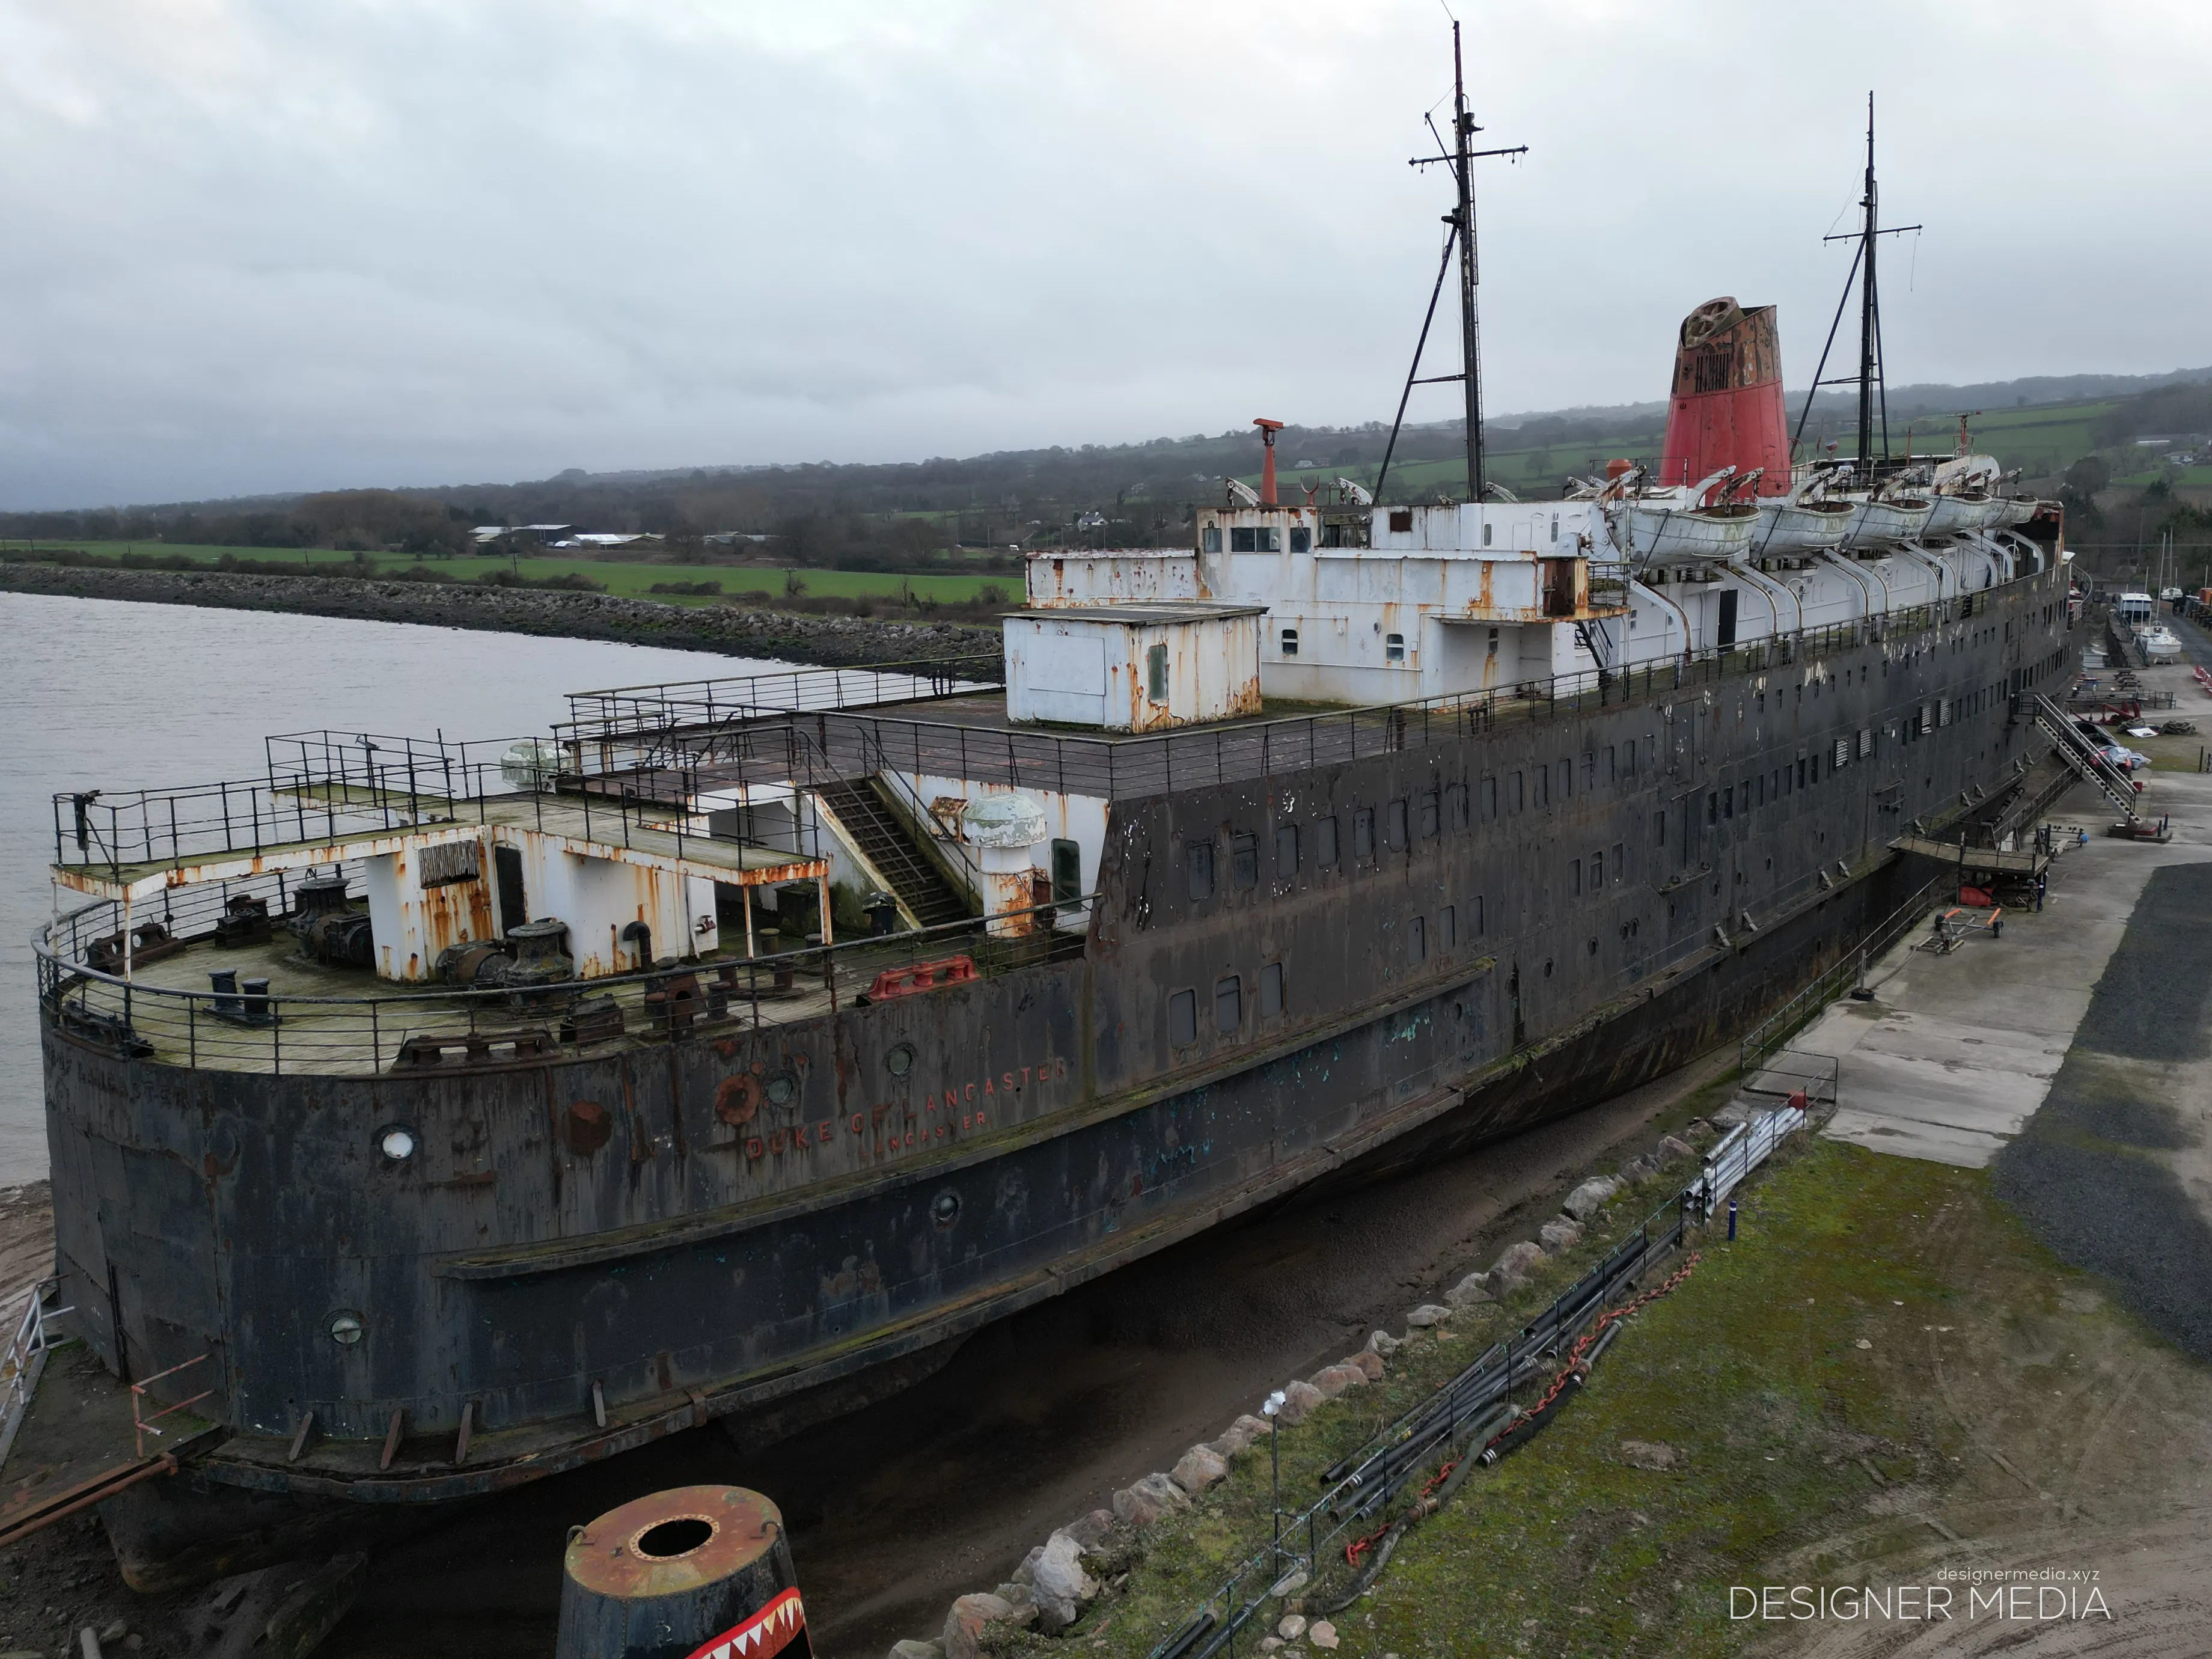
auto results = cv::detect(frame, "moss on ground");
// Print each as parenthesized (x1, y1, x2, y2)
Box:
(1033, 1134, 2119, 1659)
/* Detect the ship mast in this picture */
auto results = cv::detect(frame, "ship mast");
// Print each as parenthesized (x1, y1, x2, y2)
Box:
(1374, 23, 1524, 505)
(1854, 94, 1882, 487)
(1450, 26, 1486, 503)
(1790, 95, 1920, 485)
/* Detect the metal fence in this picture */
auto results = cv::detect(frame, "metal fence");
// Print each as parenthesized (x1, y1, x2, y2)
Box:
(1149, 1092, 1822, 1659)
(1737, 876, 1945, 1074)
(1150, 1196, 1696, 1659)
(0, 1279, 69, 1470)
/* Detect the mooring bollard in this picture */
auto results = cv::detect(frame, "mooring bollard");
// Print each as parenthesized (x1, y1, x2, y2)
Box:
(554, 1485, 807, 1659)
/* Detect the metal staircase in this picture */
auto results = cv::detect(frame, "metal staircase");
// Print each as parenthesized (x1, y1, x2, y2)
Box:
(2030, 693, 2141, 822)
(811, 779, 974, 929)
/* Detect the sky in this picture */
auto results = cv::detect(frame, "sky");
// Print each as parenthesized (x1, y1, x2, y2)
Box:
(2, 0, 2207, 510)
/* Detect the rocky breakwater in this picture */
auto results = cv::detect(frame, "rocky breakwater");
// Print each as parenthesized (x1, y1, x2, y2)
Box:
(0, 563, 999, 670)
(887, 1120, 1723, 1659)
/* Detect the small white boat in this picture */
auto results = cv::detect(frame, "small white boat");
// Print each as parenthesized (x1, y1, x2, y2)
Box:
(1842, 493, 1935, 547)
(1922, 490, 1999, 537)
(1753, 495, 1855, 554)
(2139, 625, 2184, 665)
(1607, 498, 1759, 561)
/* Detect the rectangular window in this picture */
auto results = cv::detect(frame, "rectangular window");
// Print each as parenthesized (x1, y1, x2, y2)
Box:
(1654, 810, 1666, 846)
(1316, 816, 1340, 867)
(1214, 976, 1242, 1034)
(1280, 626, 1299, 657)
(1230, 527, 1257, 552)
(1441, 904, 1457, 947)
(1275, 822, 1300, 877)
(1582, 754, 1596, 791)
(1260, 961, 1285, 1018)
(1354, 808, 1375, 860)
(1386, 798, 1408, 849)
(1201, 526, 1221, 553)
(1607, 745, 1617, 782)
(1289, 527, 1312, 554)
(1559, 759, 1573, 800)
(1051, 839, 1081, 905)
(1706, 792, 1719, 826)
(1389, 507, 1413, 533)
(1385, 632, 1407, 662)
(1169, 989, 1197, 1046)
(1509, 772, 1524, 813)
(1409, 914, 1426, 962)
(1474, 895, 1486, 935)
(1571, 858, 1582, 897)
(1230, 833, 1258, 890)
(1590, 849, 1604, 890)
(1185, 839, 1214, 900)
(1419, 790, 1440, 837)
(1447, 783, 1469, 831)
(1533, 767, 1548, 810)
(1722, 785, 1733, 820)
(1612, 842, 1624, 882)
(1146, 642, 1169, 703)
(1482, 776, 1498, 820)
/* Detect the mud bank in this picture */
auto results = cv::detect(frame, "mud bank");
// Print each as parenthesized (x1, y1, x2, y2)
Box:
(0, 564, 997, 671)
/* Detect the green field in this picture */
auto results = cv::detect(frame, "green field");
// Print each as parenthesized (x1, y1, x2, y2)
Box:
(0, 542, 1013, 606)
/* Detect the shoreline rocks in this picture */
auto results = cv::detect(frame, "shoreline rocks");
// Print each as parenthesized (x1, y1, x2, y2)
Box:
(0, 562, 998, 671)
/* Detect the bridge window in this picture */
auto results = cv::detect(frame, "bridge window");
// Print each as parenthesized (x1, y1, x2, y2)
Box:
(1185, 839, 1214, 901)
(1419, 790, 1440, 837)
(1230, 833, 1259, 890)
(1260, 962, 1285, 1018)
(1353, 808, 1375, 861)
(1316, 816, 1340, 867)
(1280, 626, 1299, 657)
(1202, 527, 1221, 553)
(1168, 989, 1197, 1046)
(1229, 527, 1282, 552)
(1386, 798, 1408, 849)
(1441, 904, 1456, 947)
(1290, 528, 1312, 554)
(1409, 914, 1427, 964)
(1051, 839, 1081, 905)
(1276, 823, 1300, 877)
(1389, 508, 1413, 533)
(1215, 976, 1242, 1034)
(1147, 643, 1169, 703)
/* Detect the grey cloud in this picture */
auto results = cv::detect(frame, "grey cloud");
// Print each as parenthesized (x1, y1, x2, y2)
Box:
(1, 0, 2206, 507)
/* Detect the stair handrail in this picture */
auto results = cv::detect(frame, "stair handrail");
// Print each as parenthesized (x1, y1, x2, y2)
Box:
(2032, 693, 2140, 821)
(851, 727, 988, 905)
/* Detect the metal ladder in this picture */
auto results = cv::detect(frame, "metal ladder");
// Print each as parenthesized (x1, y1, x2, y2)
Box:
(2030, 692, 2140, 822)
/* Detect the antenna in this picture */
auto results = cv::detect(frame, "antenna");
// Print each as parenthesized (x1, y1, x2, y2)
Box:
(1376, 21, 1526, 505)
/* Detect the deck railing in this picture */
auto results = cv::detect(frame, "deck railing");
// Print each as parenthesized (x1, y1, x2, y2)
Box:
(623, 567, 2058, 804)
(33, 888, 1087, 1077)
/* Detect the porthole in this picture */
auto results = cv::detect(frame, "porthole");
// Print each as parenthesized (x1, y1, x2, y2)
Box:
(930, 1190, 962, 1229)
(377, 1125, 417, 1162)
(328, 1311, 365, 1346)
(765, 1070, 799, 1108)
(886, 1043, 915, 1078)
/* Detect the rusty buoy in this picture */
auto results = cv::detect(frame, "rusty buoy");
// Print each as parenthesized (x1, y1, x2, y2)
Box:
(555, 1485, 807, 1659)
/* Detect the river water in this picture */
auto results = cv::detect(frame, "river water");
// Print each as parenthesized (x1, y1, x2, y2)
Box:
(0, 591, 791, 1184)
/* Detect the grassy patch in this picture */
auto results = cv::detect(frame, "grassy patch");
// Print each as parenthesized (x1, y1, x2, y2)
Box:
(1050, 1135, 2130, 1659)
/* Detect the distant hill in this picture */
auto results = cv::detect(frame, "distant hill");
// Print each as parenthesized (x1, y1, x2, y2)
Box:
(7, 364, 2210, 556)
